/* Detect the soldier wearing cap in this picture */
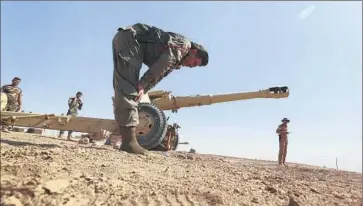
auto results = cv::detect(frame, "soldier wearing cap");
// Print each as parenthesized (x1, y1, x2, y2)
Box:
(112, 23, 209, 155)
(59, 92, 83, 140)
(276, 118, 290, 165)
(1, 77, 23, 112)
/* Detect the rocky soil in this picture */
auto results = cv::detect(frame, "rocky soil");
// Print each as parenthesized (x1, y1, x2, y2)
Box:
(0, 132, 362, 206)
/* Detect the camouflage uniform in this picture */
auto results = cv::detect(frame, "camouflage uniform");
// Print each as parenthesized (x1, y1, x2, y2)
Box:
(112, 23, 192, 127)
(1, 84, 22, 112)
(276, 122, 289, 165)
(59, 97, 83, 138)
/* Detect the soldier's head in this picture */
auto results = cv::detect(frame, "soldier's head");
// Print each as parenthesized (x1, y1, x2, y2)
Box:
(12, 77, 21, 86)
(281, 118, 290, 125)
(76, 91, 83, 99)
(181, 42, 209, 68)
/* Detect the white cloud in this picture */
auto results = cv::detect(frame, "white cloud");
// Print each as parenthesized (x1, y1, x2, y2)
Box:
(298, 4, 316, 20)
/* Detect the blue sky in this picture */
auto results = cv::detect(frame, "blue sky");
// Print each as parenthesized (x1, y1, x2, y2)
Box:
(1, 2, 361, 172)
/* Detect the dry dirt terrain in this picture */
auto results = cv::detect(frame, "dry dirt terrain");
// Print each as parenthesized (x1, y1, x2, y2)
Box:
(0, 132, 362, 206)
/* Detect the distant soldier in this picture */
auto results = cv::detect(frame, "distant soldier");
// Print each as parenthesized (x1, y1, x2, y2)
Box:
(276, 118, 290, 165)
(1, 77, 23, 112)
(59, 92, 83, 140)
(112, 23, 209, 155)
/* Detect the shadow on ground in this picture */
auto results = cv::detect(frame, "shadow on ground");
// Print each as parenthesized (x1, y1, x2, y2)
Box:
(0, 139, 61, 149)
(0, 187, 35, 198)
(39, 136, 67, 142)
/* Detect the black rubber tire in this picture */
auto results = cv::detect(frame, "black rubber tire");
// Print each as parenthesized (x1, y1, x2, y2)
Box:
(171, 133, 179, 150)
(136, 103, 168, 150)
(26, 128, 36, 133)
(151, 143, 167, 151)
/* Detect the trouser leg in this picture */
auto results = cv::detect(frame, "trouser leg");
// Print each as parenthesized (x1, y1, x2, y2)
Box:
(59, 130, 64, 137)
(282, 138, 288, 164)
(67, 130, 73, 139)
(278, 135, 283, 165)
(114, 92, 148, 155)
(278, 145, 283, 165)
(59, 111, 76, 138)
(66, 112, 77, 139)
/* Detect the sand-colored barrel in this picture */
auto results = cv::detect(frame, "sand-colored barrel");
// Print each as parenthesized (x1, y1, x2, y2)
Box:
(153, 86, 289, 111)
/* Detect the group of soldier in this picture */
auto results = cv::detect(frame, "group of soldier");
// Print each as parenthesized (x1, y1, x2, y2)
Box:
(1, 23, 290, 165)
(1, 77, 83, 138)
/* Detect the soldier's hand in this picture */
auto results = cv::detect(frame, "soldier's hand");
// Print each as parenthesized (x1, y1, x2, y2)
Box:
(136, 83, 144, 102)
(15, 106, 22, 112)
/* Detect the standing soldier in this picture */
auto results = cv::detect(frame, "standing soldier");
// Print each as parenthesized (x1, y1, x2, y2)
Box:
(112, 23, 209, 155)
(59, 92, 83, 140)
(1, 77, 23, 112)
(1, 77, 23, 132)
(276, 118, 290, 165)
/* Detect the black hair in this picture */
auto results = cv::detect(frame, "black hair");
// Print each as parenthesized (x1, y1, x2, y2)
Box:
(76, 91, 82, 95)
(191, 42, 209, 66)
(13, 77, 21, 81)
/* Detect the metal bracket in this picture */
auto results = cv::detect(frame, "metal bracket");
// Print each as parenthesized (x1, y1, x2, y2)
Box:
(57, 115, 71, 125)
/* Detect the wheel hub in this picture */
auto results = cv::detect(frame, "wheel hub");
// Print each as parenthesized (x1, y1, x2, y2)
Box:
(136, 111, 155, 136)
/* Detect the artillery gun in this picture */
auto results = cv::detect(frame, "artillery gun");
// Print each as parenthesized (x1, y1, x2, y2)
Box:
(1, 86, 289, 151)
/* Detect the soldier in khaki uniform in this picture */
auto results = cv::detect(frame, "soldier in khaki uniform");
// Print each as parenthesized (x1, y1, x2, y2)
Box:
(1, 77, 23, 112)
(1, 77, 23, 132)
(112, 23, 209, 154)
(59, 92, 83, 140)
(276, 118, 290, 165)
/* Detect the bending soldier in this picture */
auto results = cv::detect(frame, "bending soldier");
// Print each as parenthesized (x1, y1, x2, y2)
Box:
(1, 77, 23, 112)
(112, 23, 209, 154)
(59, 92, 83, 140)
(276, 118, 290, 165)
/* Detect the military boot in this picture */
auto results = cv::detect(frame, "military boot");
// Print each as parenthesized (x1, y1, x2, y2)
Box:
(1, 126, 10, 133)
(278, 152, 282, 165)
(119, 126, 148, 155)
(282, 155, 288, 166)
(67, 130, 74, 140)
(58, 130, 64, 138)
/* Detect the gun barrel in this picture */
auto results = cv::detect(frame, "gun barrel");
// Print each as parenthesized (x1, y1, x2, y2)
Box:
(1, 111, 119, 134)
(153, 86, 289, 111)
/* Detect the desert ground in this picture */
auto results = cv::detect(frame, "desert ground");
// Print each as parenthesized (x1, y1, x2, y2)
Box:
(0, 132, 362, 206)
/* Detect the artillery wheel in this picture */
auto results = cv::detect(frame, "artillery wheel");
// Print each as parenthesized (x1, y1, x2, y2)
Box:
(152, 126, 180, 151)
(171, 132, 179, 150)
(26, 128, 43, 134)
(136, 103, 168, 150)
(1, 92, 8, 111)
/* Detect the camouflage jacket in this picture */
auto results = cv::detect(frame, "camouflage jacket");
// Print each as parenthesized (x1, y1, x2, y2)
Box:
(120, 23, 192, 92)
(68, 97, 83, 115)
(1, 84, 22, 108)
